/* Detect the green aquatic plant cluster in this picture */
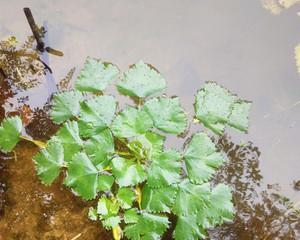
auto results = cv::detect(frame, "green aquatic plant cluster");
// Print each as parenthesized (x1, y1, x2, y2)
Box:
(0, 58, 251, 240)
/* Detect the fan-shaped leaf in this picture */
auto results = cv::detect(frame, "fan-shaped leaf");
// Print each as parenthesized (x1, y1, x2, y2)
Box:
(142, 185, 177, 213)
(128, 132, 165, 162)
(88, 207, 98, 221)
(111, 106, 153, 138)
(173, 215, 206, 240)
(144, 97, 187, 134)
(202, 184, 234, 225)
(50, 90, 83, 124)
(147, 149, 181, 187)
(98, 174, 114, 192)
(195, 184, 234, 229)
(0, 116, 22, 152)
(124, 208, 139, 224)
(184, 132, 224, 184)
(173, 180, 211, 216)
(84, 128, 114, 169)
(97, 197, 121, 229)
(103, 216, 121, 229)
(33, 137, 64, 185)
(117, 61, 166, 98)
(112, 157, 146, 187)
(124, 212, 169, 240)
(117, 187, 135, 209)
(55, 121, 83, 162)
(97, 197, 120, 216)
(75, 57, 119, 93)
(194, 82, 251, 135)
(228, 100, 252, 132)
(64, 152, 98, 200)
(78, 95, 117, 137)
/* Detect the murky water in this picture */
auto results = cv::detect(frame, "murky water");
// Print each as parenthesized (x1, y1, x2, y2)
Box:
(0, 0, 299, 239)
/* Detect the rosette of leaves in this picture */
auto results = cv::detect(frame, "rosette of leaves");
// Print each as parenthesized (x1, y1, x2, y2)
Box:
(0, 57, 251, 240)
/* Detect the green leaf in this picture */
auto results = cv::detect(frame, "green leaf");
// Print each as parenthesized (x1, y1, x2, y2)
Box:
(98, 174, 114, 192)
(173, 180, 211, 216)
(128, 132, 165, 161)
(124, 208, 139, 224)
(141, 233, 161, 240)
(147, 149, 181, 187)
(64, 152, 98, 200)
(102, 216, 121, 229)
(111, 106, 153, 138)
(75, 57, 119, 93)
(144, 97, 187, 134)
(0, 116, 22, 152)
(142, 185, 177, 213)
(78, 95, 117, 137)
(33, 137, 64, 185)
(124, 212, 169, 240)
(88, 207, 98, 221)
(196, 184, 234, 229)
(228, 100, 252, 132)
(55, 121, 83, 162)
(112, 157, 146, 187)
(117, 61, 166, 98)
(194, 82, 251, 135)
(117, 187, 135, 209)
(84, 128, 114, 168)
(50, 90, 83, 124)
(206, 184, 234, 224)
(184, 132, 224, 184)
(173, 215, 206, 240)
(97, 197, 120, 219)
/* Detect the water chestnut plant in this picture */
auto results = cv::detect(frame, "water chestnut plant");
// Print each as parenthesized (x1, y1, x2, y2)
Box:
(0, 57, 251, 240)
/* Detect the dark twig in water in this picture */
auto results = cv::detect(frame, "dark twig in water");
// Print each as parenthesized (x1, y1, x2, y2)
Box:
(45, 47, 64, 57)
(23, 8, 45, 52)
(37, 57, 53, 74)
(23, 7, 64, 57)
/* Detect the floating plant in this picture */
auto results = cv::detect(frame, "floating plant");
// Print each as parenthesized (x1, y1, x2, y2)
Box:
(0, 58, 252, 240)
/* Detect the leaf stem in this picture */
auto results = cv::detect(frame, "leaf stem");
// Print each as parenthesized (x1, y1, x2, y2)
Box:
(20, 135, 46, 148)
(115, 151, 133, 157)
(112, 225, 122, 240)
(135, 185, 142, 210)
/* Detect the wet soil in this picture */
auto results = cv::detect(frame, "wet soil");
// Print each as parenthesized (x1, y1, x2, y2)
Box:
(0, 142, 110, 240)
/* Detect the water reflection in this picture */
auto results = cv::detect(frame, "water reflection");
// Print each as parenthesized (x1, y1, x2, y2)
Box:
(0, 36, 45, 90)
(209, 136, 300, 239)
(25, 104, 59, 140)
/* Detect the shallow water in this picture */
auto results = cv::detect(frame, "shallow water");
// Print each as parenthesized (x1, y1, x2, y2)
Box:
(0, 0, 299, 239)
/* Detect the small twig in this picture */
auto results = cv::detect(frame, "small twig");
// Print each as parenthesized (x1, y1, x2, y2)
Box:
(23, 8, 45, 52)
(45, 46, 63, 57)
(70, 233, 82, 240)
(12, 150, 17, 162)
(23, 8, 63, 57)
(38, 57, 53, 73)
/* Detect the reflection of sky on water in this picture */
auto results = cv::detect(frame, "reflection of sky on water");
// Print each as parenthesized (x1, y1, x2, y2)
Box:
(3, 0, 299, 199)
(0, 0, 299, 238)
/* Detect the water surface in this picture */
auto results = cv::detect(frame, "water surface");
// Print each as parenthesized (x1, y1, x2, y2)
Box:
(0, 0, 299, 239)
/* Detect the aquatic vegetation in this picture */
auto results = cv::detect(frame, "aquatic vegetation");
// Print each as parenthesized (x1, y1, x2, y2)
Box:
(0, 58, 252, 239)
